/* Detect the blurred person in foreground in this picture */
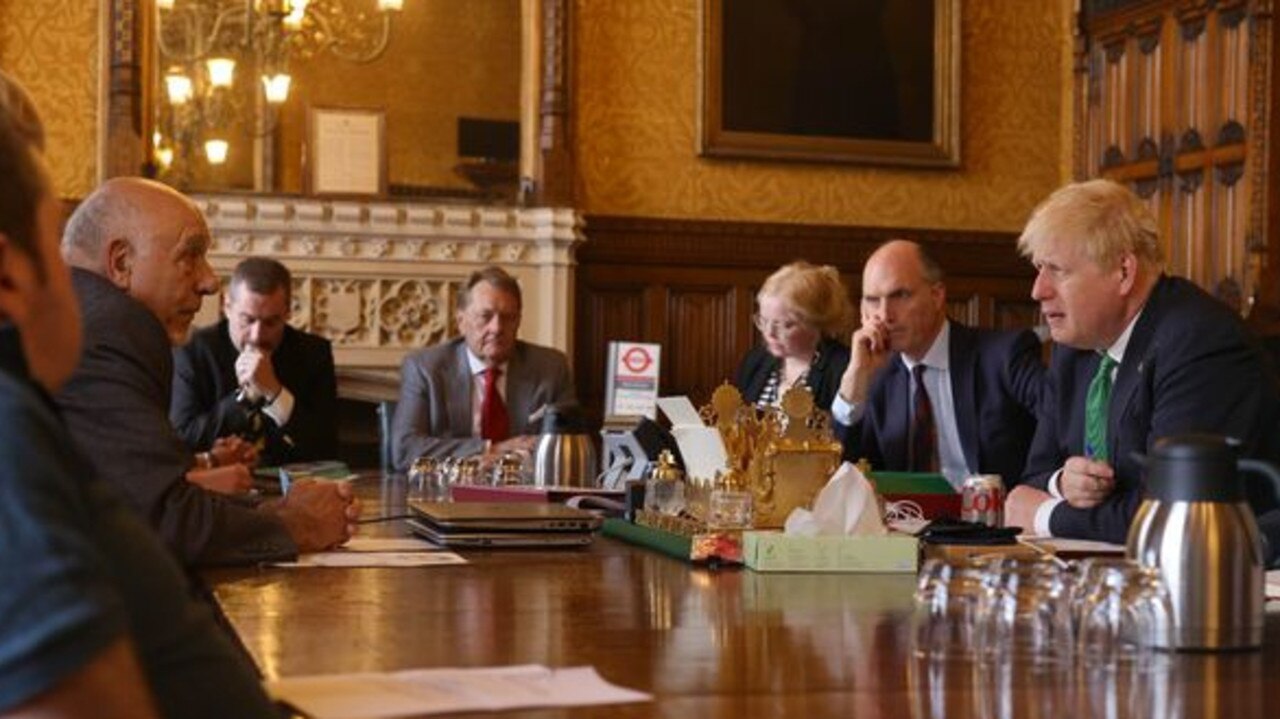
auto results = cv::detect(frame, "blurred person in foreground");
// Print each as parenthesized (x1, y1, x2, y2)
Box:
(0, 72, 277, 718)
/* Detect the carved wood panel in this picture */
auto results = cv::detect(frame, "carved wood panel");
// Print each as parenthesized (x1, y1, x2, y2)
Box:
(1079, 0, 1267, 302)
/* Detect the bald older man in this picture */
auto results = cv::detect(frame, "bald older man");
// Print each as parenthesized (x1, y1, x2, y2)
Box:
(834, 240, 1045, 491)
(56, 177, 357, 567)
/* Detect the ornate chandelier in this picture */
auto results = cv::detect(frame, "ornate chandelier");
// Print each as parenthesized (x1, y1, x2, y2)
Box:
(153, 0, 404, 180)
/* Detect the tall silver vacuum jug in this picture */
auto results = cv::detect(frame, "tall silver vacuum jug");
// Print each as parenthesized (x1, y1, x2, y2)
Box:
(1126, 434, 1280, 650)
(532, 403, 598, 487)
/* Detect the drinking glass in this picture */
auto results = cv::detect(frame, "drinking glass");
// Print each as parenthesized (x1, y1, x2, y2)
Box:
(1075, 560, 1173, 666)
(912, 557, 988, 660)
(406, 456, 437, 502)
(976, 556, 1074, 665)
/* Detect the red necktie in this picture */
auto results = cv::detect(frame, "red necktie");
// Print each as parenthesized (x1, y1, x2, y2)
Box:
(908, 364, 938, 472)
(480, 367, 510, 442)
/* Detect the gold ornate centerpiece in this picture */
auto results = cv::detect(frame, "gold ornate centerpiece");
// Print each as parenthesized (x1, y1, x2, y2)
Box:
(699, 383, 842, 528)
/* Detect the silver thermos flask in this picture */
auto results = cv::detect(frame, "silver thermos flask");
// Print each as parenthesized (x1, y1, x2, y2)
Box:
(532, 403, 598, 487)
(1126, 434, 1280, 650)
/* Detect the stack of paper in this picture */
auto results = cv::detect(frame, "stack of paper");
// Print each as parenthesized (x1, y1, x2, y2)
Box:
(270, 536, 467, 568)
(267, 665, 651, 719)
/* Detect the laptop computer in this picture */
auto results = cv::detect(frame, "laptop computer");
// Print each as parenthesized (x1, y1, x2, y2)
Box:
(406, 501, 602, 548)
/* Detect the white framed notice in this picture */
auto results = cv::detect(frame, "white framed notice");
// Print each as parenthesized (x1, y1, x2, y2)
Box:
(307, 106, 387, 196)
(604, 342, 661, 419)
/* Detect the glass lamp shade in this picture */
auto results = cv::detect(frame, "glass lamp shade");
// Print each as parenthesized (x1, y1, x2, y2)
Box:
(262, 74, 292, 103)
(206, 57, 236, 88)
(204, 139, 230, 164)
(283, 0, 309, 28)
(157, 0, 175, 9)
(156, 146, 175, 169)
(164, 73, 193, 105)
(378, 0, 404, 10)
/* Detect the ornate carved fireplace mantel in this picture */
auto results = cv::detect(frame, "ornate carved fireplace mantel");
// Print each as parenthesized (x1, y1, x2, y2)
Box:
(191, 194, 584, 397)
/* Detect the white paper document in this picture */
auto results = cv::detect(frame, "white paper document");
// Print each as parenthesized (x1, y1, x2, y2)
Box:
(266, 664, 652, 719)
(270, 551, 467, 568)
(655, 395, 729, 481)
(1019, 537, 1126, 555)
(341, 536, 437, 553)
(655, 395, 703, 427)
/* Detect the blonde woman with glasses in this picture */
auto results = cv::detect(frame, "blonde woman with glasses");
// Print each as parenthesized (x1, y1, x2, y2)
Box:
(734, 261, 855, 411)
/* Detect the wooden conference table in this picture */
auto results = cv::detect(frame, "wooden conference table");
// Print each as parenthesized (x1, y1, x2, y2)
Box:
(202, 475, 1280, 718)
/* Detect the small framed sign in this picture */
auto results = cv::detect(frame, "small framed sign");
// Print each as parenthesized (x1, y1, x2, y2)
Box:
(306, 106, 387, 196)
(605, 341, 662, 419)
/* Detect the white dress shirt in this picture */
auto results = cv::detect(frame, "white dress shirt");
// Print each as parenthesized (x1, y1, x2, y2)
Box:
(833, 322, 970, 489)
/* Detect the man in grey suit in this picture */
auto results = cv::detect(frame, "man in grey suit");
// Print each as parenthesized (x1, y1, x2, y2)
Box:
(57, 177, 359, 567)
(392, 266, 576, 471)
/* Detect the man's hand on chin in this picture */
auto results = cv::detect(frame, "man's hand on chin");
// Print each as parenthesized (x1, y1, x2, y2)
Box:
(1004, 485, 1052, 533)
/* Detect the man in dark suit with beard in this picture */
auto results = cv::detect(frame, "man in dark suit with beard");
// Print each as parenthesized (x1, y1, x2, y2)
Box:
(171, 256, 337, 467)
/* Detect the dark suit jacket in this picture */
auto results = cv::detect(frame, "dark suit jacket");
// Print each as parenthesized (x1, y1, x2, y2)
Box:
(391, 337, 576, 470)
(1024, 275, 1280, 543)
(842, 323, 1045, 488)
(733, 337, 851, 411)
(170, 319, 338, 466)
(57, 269, 296, 567)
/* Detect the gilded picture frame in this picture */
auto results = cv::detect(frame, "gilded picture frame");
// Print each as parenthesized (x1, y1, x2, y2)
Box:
(699, 0, 960, 168)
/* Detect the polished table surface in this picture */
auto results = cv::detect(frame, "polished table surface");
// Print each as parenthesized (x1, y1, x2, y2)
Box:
(202, 476, 1280, 718)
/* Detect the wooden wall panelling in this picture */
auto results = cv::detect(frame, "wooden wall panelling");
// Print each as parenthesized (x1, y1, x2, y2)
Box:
(575, 216, 1038, 427)
(1079, 0, 1266, 300)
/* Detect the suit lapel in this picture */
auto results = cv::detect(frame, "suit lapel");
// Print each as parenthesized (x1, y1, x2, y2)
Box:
(214, 321, 241, 394)
(505, 344, 531, 433)
(882, 360, 911, 467)
(450, 341, 475, 435)
(949, 325, 981, 471)
(1106, 278, 1167, 460)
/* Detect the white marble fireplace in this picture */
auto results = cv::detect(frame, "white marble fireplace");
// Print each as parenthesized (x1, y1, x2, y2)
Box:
(191, 194, 585, 399)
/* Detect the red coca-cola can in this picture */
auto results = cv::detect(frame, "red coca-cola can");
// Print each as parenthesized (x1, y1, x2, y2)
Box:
(961, 474, 1005, 527)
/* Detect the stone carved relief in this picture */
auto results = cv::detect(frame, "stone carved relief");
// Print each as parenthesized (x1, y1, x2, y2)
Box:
(290, 279, 313, 329)
(313, 279, 374, 345)
(377, 279, 457, 348)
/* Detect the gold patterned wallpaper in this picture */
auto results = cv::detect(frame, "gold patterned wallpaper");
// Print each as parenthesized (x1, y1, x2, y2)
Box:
(574, 0, 1073, 232)
(0, 0, 98, 198)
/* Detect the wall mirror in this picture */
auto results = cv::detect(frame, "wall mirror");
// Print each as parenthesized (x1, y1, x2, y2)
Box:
(127, 0, 568, 204)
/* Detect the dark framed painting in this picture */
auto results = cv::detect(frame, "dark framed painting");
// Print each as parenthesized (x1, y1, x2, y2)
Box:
(699, 0, 960, 168)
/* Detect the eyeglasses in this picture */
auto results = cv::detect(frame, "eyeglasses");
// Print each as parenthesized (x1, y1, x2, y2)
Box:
(753, 313, 806, 336)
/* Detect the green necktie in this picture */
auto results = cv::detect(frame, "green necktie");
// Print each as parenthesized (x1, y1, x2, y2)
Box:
(1084, 353, 1118, 461)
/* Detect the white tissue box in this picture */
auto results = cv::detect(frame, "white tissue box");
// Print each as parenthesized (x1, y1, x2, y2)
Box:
(742, 531, 918, 573)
